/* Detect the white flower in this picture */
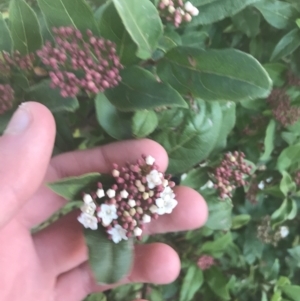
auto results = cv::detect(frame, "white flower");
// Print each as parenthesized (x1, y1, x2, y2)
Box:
(106, 189, 116, 198)
(146, 170, 163, 189)
(134, 227, 143, 237)
(149, 205, 158, 213)
(184, 1, 194, 12)
(97, 204, 118, 226)
(280, 226, 289, 238)
(155, 187, 178, 215)
(120, 189, 129, 199)
(191, 6, 199, 16)
(81, 202, 96, 215)
(145, 155, 155, 165)
(128, 199, 136, 207)
(168, 5, 175, 14)
(142, 214, 151, 223)
(83, 194, 93, 204)
(78, 212, 98, 230)
(258, 181, 265, 190)
(96, 189, 105, 198)
(107, 225, 128, 243)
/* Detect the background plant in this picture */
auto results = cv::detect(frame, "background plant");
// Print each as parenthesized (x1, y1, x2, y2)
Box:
(2, 0, 300, 300)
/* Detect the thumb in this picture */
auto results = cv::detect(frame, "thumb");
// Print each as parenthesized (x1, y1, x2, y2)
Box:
(0, 102, 55, 228)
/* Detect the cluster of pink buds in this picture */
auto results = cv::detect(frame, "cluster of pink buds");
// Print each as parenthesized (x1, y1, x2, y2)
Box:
(77, 155, 178, 243)
(158, 0, 199, 27)
(267, 89, 300, 127)
(213, 151, 252, 199)
(37, 26, 122, 98)
(0, 84, 14, 114)
(197, 255, 215, 271)
(1, 51, 35, 72)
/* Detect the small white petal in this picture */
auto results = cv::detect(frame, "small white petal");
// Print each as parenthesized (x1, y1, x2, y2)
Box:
(97, 204, 118, 226)
(207, 180, 214, 189)
(184, 1, 194, 12)
(120, 189, 129, 199)
(108, 225, 128, 243)
(128, 199, 136, 207)
(106, 189, 116, 198)
(146, 170, 163, 189)
(134, 227, 143, 237)
(83, 194, 93, 204)
(258, 181, 265, 190)
(280, 226, 289, 238)
(81, 202, 96, 215)
(156, 198, 165, 208)
(77, 213, 98, 230)
(96, 189, 105, 198)
(145, 155, 155, 165)
(142, 214, 151, 223)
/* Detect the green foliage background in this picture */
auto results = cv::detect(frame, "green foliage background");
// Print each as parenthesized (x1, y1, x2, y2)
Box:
(2, 0, 300, 300)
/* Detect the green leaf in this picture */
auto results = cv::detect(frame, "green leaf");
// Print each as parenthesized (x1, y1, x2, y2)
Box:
(243, 225, 264, 264)
(280, 171, 296, 196)
(179, 266, 203, 301)
(181, 168, 209, 190)
(260, 119, 276, 162)
(154, 100, 222, 174)
(200, 232, 232, 258)
(231, 214, 251, 229)
(132, 110, 158, 138)
(271, 28, 300, 61)
(9, 0, 43, 54)
(277, 143, 300, 172)
(158, 29, 182, 53)
(84, 228, 133, 284)
(112, 0, 163, 60)
(180, 30, 208, 49)
(85, 293, 107, 301)
(232, 7, 261, 38)
(0, 13, 12, 52)
(95, 92, 133, 140)
(98, 2, 138, 65)
(205, 267, 230, 300)
(37, 0, 99, 35)
(48, 173, 104, 201)
(157, 47, 272, 102)
(264, 63, 288, 87)
(205, 198, 233, 231)
(105, 66, 187, 111)
(282, 285, 300, 301)
(254, 1, 299, 29)
(271, 198, 297, 226)
(25, 80, 79, 113)
(190, 0, 261, 26)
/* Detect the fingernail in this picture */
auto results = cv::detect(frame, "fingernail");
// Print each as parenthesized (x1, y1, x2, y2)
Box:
(4, 103, 32, 135)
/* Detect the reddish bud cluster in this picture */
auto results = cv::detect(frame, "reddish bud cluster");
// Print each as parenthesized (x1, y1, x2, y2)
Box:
(267, 89, 300, 127)
(37, 26, 122, 98)
(0, 84, 14, 114)
(197, 255, 215, 270)
(213, 151, 252, 199)
(287, 71, 300, 87)
(243, 115, 267, 136)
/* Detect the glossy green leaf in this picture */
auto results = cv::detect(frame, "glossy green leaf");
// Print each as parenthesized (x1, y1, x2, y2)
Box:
(260, 119, 276, 162)
(37, 0, 99, 34)
(280, 171, 296, 196)
(25, 80, 79, 113)
(9, 0, 42, 54)
(95, 93, 133, 140)
(157, 47, 272, 102)
(243, 225, 264, 264)
(201, 232, 232, 258)
(112, 0, 163, 60)
(282, 285, 300, 301)
(158, 29, 182, 53)
(190, 0, 261, 26)
(205, 267, 230, 300)
(277, 143, 300, 172)
(84, 228, 133, 284)
(232, 7, 261, 38)
(205, 198, 233, 231)
(154, 100, 222, 174)
(132, 110, 158, 138)
(179, 266, 203, 301)
(0, 13, 12, 52)
(48, 173, 103, 201)
(231, 214, 251, 230)
(271, 198, 298, 226)
(254, 1, 299, 29)
(105, 66, 187, 111)
(181, 168, 209, 190)
(271, 28, 300, 61)
(98, 2, 138, 65)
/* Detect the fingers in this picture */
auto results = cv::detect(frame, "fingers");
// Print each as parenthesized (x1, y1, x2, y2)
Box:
(0, 102, 55, 228)
(21, 139, 168, 227)
(33, 186, 207, 276)
(53, 243, 180, 301)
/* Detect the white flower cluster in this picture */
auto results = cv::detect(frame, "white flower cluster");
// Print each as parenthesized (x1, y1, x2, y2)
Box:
(159, 0, 199, 27)
(77, 155, 178, 244)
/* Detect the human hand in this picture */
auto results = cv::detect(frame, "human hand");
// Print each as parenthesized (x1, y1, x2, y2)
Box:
(0, 102, 208, 301)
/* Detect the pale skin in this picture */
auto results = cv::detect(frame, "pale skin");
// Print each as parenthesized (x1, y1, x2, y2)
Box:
(0, 102, 208, 301)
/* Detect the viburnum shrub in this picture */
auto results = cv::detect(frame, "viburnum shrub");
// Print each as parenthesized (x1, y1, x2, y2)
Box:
(2, 0, 300, 300)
